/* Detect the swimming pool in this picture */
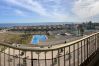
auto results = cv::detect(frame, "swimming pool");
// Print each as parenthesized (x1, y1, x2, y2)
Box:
(31, 35, 47, 44)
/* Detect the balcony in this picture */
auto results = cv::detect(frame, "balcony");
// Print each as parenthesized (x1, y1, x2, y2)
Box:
(0, 32, 99, 66)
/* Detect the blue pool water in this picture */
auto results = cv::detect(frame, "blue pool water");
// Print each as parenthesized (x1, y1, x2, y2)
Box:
(31, 35, 47, 44)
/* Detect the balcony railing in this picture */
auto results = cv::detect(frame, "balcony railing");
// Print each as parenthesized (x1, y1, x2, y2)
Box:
(0, 32, 99, 66)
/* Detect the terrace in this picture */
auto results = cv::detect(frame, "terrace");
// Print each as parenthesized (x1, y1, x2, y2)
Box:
(0, 32, 99, 66)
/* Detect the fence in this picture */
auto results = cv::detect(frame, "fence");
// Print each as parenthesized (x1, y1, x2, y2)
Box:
(0, 32, 99, 66)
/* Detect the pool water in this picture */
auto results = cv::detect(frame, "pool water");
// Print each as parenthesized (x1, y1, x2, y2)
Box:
(31, 35, 47, 44)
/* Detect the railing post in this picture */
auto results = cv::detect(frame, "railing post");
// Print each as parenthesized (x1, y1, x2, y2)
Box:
(13, 49, 15, 66)
(52, 50, 53, 66)
(45, 52, 47, 66)
(77, 42, 79, 66)
(81, 41, 83, 64)
(64, 48, 65, 66)
(69, 46, 71, 66)
(87, 38, 89, 59)
(4, 46, 5, 66)
(97, 33, 99, 49)
(8, 47, 10, 66)
(31, 51, 33, 66)
(58, 49, 60, 66)
(73, 44, 75, 66)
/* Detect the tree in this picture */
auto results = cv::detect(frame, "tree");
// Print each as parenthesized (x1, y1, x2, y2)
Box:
(87, 21, 95, 29)
(77, 24, 84, 36)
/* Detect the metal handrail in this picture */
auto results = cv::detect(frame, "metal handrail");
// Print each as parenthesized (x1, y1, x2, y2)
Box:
(0, 32, 98, 66)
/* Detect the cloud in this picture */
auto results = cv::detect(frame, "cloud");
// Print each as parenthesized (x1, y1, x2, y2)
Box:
(5, 0, 48, 16)
(2, 0, 99, 22)
(72, 0, 99, 20)
(4, 0, 68, 21)
(14, 9, 26, 16)
(48, 11, 69, 21)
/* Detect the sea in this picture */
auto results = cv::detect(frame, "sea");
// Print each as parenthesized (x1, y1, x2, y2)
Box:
(0, 22, 74, 28)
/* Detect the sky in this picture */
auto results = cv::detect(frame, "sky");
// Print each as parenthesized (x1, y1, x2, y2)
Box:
(0, 0, 99, 23)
